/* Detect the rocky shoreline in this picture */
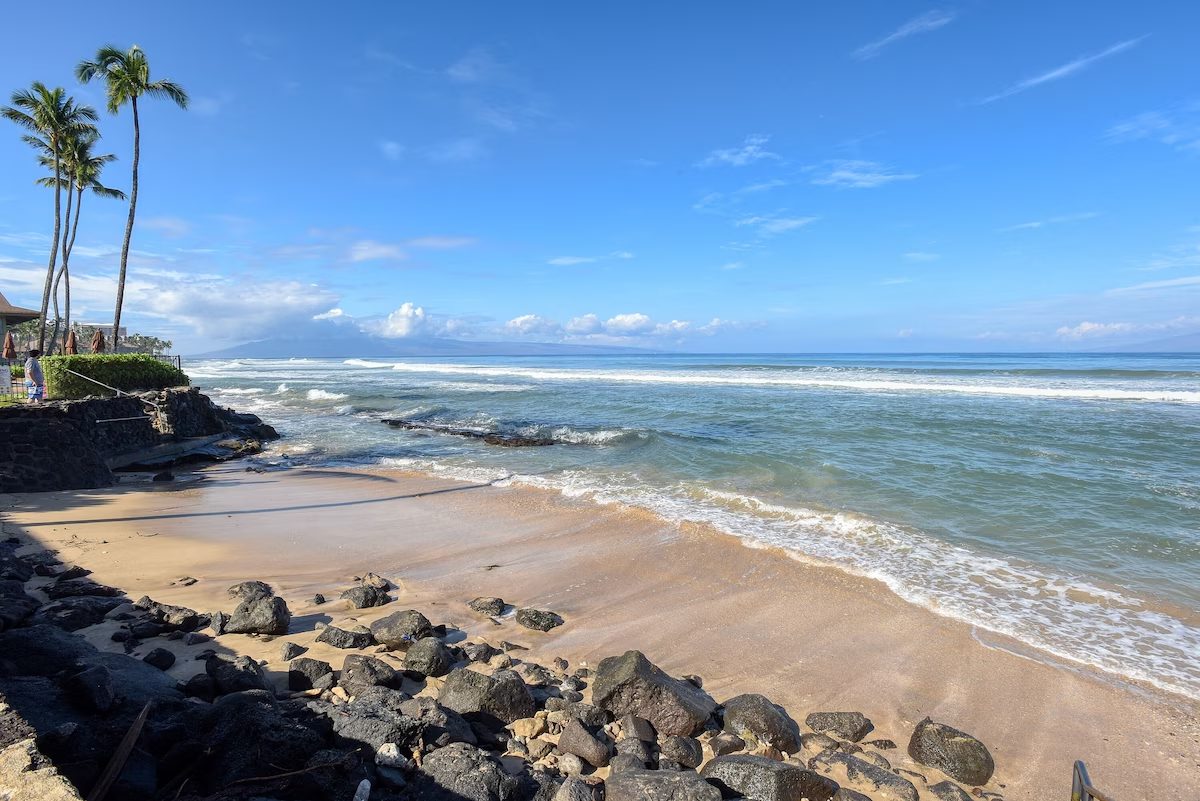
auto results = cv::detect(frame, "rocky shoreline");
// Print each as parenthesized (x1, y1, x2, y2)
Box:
(0, 534, 1003, 801)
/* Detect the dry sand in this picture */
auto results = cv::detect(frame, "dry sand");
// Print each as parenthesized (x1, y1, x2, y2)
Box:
(2, 464, 1197, 801)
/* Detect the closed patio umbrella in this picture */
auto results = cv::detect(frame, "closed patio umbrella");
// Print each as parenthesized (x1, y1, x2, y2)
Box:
(65, 330, 78, 355)
(90, 329, 106, 354)
(2, 331, 14, 360)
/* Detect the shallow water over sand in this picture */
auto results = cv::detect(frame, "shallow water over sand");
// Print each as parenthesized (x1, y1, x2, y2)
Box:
(191, 353, 1200, 698)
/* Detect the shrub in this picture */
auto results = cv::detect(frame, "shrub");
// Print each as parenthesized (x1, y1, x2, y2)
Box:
(43, 354, 190, 400)
(9, 366, 23, 379)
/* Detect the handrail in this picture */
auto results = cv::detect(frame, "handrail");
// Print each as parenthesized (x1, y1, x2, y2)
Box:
(62, 368, 161, 411)
(1072, 761, 1116, 801)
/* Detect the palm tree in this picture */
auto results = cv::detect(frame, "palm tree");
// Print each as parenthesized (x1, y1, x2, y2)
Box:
(35, 132, 124, 349)
(2, 83, 98, 350)
(77, 45, 187, 349)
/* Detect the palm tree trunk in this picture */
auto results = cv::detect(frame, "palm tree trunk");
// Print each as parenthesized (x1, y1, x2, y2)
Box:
(38, 136, 63, 352)
(63, 185, 83, 350)
(49, 181, 74, 352)
(112, 95, 139, 351)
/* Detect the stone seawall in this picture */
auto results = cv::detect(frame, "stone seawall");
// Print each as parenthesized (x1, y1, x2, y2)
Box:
(0, 387, 278, 493)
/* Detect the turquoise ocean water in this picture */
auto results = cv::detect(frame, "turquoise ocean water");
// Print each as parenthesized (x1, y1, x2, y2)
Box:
(190, 353, 1200, 698)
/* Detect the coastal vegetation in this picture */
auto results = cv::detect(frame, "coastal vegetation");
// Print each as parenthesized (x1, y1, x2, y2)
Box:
(41, 353, 188, 399)
(1, 44, 185, 354)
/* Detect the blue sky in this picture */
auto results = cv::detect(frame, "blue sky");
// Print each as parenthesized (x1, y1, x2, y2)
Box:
(1, 2, 1198, 353)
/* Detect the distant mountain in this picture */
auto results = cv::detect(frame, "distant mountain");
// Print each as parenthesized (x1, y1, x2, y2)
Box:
(1096, 332, 1200, 353)
(191, 328, 643, 358)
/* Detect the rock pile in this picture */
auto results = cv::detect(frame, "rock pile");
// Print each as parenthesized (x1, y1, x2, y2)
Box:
(0, 539, 1002, 801)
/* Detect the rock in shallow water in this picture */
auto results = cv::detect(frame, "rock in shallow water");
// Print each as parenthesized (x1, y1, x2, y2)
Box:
(591, 650, 716, 737)
(515, 608, 564, 631)
(906, 717, 994, 786)
(469, 596, 505, 616)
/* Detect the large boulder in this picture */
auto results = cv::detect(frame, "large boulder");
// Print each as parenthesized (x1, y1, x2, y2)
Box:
(723, 693, 802, 753)
(591, 651, 716, 736)
(205, 654, 272, 695)
(702, 754, 839, 801)
(805, 712, 873, 743)
(659, 735, 703, 769)
(907, 717, 994, 786)
(340, 585, 390, 609)
(289, 657, 334, 691)
(34, 596, 125, 631)
(605, 768, 722, 801)
(927, 781, 974, 801)
(557, 718, 609, 768)
(399, 696, 478, 747)
(438, 668, 535, 730)
(0, 580, 39, 631)
(369, 609, 433, 648)
(809, 750, 916, 801)
(414, 742, 519, 800)
(327, 689, 424, 752)
(339, 654, 399, 696)
(403, 636, 454, 677)
(315, 622, 376, 649)
(224, 594, 290, 635)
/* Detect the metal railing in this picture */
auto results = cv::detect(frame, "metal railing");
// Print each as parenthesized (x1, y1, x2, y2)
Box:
(1072, 761, 1115, 801)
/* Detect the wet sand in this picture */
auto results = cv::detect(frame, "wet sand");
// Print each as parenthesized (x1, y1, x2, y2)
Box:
(2, 464, 1197, 801)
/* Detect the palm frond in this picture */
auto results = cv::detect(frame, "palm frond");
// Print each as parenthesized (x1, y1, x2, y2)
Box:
(91, 183, 126, 200)
(144, 79, 189, 109)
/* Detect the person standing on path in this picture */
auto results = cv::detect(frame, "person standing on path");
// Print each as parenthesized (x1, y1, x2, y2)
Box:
(24, 349, 44, 402)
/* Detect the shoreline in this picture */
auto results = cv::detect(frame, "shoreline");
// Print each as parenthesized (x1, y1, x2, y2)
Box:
(3, 463, 1198, 800)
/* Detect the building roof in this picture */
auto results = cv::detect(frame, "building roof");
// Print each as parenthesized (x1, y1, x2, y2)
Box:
(0, 291, 40, 324)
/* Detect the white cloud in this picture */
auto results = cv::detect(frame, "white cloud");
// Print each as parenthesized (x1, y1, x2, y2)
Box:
(377, 302, 431, 338)
(1055, 316, 1200, 340)
(604, 312, 655, 335)
(148, 280, 339, 339)
(505, 314, 561, 336)
(810, 159, 917, 189)
(348, 240, 408, 262)
(611, 250, 635, 260)
(735, 214, 818, 237)
(853, 9, 957, 60)
(897, 328, 914, 338)
(1105, 275, 1200, 295)
(547, 256, 597, 266)
(699, 134, 780, 167)
(881, 277, 913, 285)
(565, 314, 601, 334)
(379, 140, 404, 160)
(903, 251, 940, 262)
(1000, 211, 1100, 232)
(141, 217, 192, 238)
(721, 261, 745, 271)
(313, 308, 346, 320)
(979, 37, 1145, 104)
(1107, 105, 1200, 154)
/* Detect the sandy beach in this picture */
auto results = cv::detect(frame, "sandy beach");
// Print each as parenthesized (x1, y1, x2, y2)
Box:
(2, 464, 1197, 801)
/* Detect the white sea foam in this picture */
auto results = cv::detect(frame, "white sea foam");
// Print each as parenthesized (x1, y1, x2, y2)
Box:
(212, 387, 265, 396)
(370, 457, 1200, 699)
(381, 362, 1200, 403)
(344, 358, 394, 369)
(306, 389, 349, 401)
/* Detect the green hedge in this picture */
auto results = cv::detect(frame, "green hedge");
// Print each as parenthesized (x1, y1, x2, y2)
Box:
(9, 366, 23, 379)
(42, 354, 190, 400)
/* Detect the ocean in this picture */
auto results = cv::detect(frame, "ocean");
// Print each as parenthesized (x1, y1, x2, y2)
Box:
(190, 353, 1200, 699)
